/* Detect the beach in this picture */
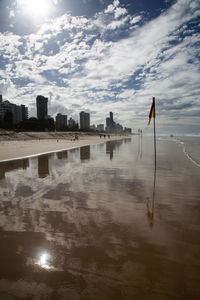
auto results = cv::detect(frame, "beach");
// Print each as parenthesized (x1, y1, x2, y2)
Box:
(0, 135, 200, 299)
(0, 131, 125, 161)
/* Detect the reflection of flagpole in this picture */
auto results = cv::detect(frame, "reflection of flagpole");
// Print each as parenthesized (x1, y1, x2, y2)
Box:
(147, 97, 157, 227)
(147, 166, 156, 227)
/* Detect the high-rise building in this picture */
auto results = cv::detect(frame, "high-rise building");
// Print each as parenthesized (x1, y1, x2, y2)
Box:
(90, 124, 96, 131)
(21, 105, 28, 121)
(0, 100, 12, 121)
(110, 112, 113, 124)
(106, 111, 115, 133)
(80, 111, 90, 130)
(56, 113, 67, 130)
(36, 95, 48, 120)
(97, 124, 104, 132)
(106, 117, 111, 129)
(0, 95, 28, 124)
(68, 117, 76, 128)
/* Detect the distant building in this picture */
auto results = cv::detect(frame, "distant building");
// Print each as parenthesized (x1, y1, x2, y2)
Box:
(0, 99, 12, 121)
(80, 111, 90, 130)
(68, 117, 76, 128)
(106, 112, 115, 132)
(12, 104, 22, 125)
(106, 112, 115, 133)
(56, 113, 67, 131)
(106, 117, 111, 129)
(0, 95, 28, 125)
(106, 112, 125, 134)
(36, 95, 48, 120)
(124, 127, 132, 134)
(97, 124, 104, 132)
(21, 105, 28, 121)
(110, 112, 113, 124)
(115, 123, 123, 134)
(90, 124, 96, 131)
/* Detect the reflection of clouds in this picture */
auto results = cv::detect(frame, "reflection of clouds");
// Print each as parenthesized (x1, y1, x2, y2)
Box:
(0, 279, 53, 299)
(0, 158, 29, 180)
(0, 140, 150, 240)
(0, 141, 148, 249)
(0, 137, 200, 299)
(42, 183, 70, 200)
(15, 184, 34, 197)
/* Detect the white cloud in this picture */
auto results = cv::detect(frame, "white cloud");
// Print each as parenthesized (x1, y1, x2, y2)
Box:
(114, 7, 127, 18)
(130, 16, 142, 25)
(104, 4, 115, 14)
(107, 16, 129, 30)
(9, 9, 15, 18)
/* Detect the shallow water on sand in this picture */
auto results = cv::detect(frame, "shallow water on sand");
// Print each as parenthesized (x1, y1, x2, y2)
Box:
(0, 136, 200, 300)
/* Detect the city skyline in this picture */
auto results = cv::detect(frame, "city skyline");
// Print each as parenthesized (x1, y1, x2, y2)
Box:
(1, 93, 130, 132)
(0, 0, 200, 135)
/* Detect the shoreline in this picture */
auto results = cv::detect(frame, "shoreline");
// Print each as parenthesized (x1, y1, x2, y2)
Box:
(0, 132, 128, 162)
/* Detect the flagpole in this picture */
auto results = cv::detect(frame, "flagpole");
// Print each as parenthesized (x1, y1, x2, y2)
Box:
(153, 97, 156, 169)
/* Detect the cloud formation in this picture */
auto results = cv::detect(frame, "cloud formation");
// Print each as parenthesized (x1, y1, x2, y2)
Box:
(0, 0, 200, 134)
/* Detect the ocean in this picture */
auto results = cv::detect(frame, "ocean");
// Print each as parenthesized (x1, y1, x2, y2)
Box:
(158, 135, 200, 167)
(0, 136, 200, 299)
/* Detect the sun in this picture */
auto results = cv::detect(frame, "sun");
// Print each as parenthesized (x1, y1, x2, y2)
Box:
(17, 0, 52, 18)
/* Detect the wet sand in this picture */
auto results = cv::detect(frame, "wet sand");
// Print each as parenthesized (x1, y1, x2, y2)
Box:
(0, 134, 123, 161)
(0, 136, 200, 299)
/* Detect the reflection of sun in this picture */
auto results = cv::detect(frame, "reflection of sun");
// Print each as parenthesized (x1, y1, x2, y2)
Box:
(17, 0, 52, 18)
(37, 252, 52, 269)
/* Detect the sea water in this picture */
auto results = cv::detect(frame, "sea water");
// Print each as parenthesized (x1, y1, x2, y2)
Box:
(158, 135, 200, 167)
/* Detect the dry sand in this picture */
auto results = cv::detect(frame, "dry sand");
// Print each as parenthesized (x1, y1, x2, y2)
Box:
(0, 131, 126, 161)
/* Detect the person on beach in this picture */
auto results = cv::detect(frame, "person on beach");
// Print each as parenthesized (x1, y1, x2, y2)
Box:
(71, 134, 79, 141)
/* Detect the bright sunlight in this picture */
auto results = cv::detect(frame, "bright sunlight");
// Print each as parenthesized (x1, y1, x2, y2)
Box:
(17, 0, 52, 18)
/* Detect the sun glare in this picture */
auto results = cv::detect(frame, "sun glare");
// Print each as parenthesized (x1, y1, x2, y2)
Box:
(37, 252, 52, 269)
(18, 0, 52, 18)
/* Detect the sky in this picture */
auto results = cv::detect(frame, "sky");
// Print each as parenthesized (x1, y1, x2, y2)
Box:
(0, 0, 200, 135)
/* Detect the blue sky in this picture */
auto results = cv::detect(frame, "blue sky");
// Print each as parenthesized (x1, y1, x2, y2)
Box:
(0, 0, 200, 134)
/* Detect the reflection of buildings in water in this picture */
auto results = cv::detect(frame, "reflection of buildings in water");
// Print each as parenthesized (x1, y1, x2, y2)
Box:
(106, 141, 114, 160)
(0, 158, 29, 180)
(98, 143, 105, 150)
(123, 137, 132, 144)
(80, 146, 90, 161)
(69, 148, 79, 156)
(106, 140, 123, 160)
(56, 151, 68, 160)
(38, 155, 49, 178)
